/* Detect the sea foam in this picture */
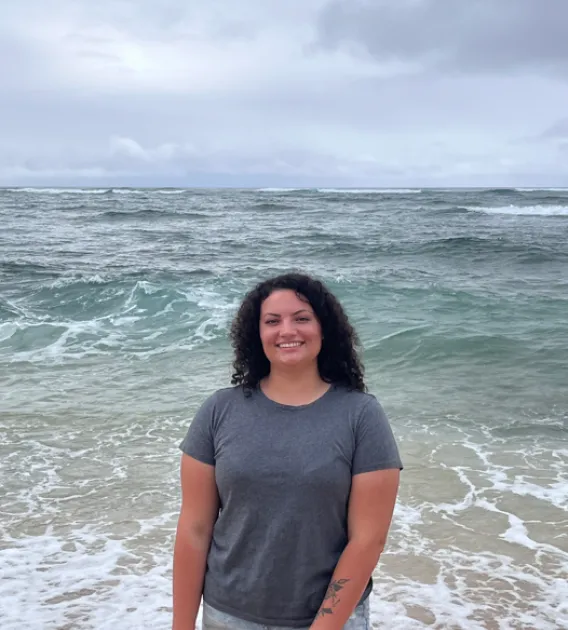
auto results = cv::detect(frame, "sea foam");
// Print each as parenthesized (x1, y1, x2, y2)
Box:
(472, 204, 568, 216)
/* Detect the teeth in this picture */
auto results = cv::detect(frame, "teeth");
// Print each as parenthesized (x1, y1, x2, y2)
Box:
(278, 342, 303, 348)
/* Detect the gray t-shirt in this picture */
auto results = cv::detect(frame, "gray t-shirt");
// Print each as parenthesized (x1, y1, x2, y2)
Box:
(179, 383, 403, 628)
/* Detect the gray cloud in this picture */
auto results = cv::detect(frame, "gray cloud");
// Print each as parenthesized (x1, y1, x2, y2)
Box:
(1, 0, 568, 187)
(316, 0, 568, 77)
(540, 118, 568, 139)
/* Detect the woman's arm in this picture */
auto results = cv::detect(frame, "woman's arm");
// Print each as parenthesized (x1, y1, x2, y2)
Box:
(310, 468, 400, 630)
(172, 454, 219, 630)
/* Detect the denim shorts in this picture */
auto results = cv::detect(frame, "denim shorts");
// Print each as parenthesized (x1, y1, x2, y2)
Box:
(202, 597, 370, 630)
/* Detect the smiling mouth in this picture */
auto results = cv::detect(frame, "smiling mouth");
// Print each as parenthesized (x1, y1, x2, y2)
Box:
(277, 342, 304, 348)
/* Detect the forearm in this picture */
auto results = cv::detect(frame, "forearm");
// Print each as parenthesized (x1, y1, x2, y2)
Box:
(172, 517, 211, 630)
(310, 540, 384, 630)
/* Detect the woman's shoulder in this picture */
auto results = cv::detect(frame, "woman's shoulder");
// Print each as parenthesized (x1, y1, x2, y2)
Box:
(190, 386, 247, 429)
(331, 383, 381, 409)
(331, 385, 396, 438)
(199, 385, 247, 407)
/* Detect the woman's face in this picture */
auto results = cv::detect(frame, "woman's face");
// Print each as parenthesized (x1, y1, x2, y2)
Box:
(259, 289, 323, 370)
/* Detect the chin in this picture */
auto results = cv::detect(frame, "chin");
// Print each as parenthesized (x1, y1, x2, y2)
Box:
(274, 356, 302, 366)
(276, 355, 316, 368)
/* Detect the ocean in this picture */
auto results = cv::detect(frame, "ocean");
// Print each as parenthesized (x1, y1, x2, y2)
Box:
(1, 186, 567, 630)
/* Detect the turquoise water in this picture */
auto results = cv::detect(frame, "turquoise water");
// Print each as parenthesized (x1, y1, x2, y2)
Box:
(1, 187, 567, 629)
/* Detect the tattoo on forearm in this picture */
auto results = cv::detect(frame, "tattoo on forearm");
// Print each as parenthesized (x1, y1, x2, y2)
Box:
(315, 578, 351, 618)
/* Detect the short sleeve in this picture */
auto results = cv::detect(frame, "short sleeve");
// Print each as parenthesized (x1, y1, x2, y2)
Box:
(352, 396, 403, 475)
(179, 394, 216, 465)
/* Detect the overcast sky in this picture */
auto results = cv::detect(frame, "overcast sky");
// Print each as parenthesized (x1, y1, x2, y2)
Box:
(2, 0, 568, 187)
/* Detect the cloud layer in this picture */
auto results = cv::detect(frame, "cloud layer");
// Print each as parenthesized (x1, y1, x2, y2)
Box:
(2, 0, 568, 186)
(317, 0, 568, 76)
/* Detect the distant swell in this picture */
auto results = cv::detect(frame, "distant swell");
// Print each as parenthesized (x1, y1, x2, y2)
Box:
(471, 205, 568, 216)
(412, 237, 563, 261)
(434, 205, 476, 215)
(1, 187, 193, 196)
(482, 188, 518, 194)
(256, 188, 307, 193)
(416, 236, 509, 254)
(251, 202, 297, 211)
(99, 210, 167, 220)
(0, 261, 58, 278)
(317, 188, 422, 194)
(3, 187, 111, 195)
(97, 209, 206, 221)
(368, 330, 531, 368)
(516, 187, 568, 193)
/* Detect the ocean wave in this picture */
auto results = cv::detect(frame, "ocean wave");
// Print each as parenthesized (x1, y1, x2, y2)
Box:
(481, 187, 518, 194)
(0, 280, 237, 363)
(107, 189, 157, 195)
(0, 187, 192, 196)
(147, 189, 188, 195)
(0, 261, 60, 280)
(94, 209, 202, 221)
(250, 202, 298, 212)
(432, 205, 474, 215)
(256, 187, 308, 193)
(470, 205, 568, 216)
(516, 187, 568, 192)
(412, 236, 562, 260)
(1, 315, 227, 364)
(308, 236, 564, 263)
(367, 330, 537, 371)
(317, 188, 422, 194)
(411, 235, 510, 256)
(3, 187, 111, 195)
(48, 274, 111, 289)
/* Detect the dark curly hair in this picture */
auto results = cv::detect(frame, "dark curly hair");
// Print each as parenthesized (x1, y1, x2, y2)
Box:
(229, 272, 366, 393)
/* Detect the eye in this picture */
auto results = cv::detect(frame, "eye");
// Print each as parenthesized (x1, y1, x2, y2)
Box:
(264, 319, 278, 325)
(297, 316, 310, 322)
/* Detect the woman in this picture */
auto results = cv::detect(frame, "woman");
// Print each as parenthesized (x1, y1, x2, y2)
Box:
(172, 273, 402, 630)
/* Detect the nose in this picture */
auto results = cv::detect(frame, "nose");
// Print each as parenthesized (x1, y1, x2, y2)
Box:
(278, 317, 296, 336)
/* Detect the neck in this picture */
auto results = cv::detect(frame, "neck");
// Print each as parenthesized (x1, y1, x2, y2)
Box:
(261, 365, 329, 405)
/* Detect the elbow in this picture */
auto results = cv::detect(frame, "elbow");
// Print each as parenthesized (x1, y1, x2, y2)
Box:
(348, 535, 386, 561)
(176, 512, 215, 552)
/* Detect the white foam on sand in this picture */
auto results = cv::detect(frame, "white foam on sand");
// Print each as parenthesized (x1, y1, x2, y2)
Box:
(2, 410, 566, 629)
(1, 525, 175, 630)
(3, 495, 566, 630)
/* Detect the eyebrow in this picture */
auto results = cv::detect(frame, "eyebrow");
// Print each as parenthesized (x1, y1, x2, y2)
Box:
(263, 309, 313, 317)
